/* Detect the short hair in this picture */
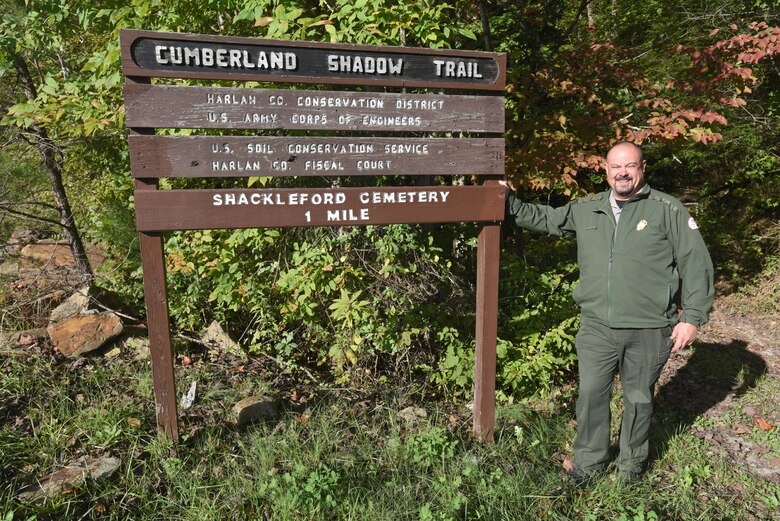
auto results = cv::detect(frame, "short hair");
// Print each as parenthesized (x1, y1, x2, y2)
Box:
(606, 141, 644, 163)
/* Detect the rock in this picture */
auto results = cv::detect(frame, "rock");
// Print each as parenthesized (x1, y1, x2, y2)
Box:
(47, 313, 124, 358)
(20, 243, 79, 268)
(104, 347, 122, 359)
(19, 241, 105, 270)
(180, 380, 198, 410)
(49, 286, 91, 324)
(201, 320, 246, 361)
(18, 453, 120, 503)
(0, 260, 20, 276)
(398, 406, 428, 423)
(232, 396, 279, 426)
(9, 228, 53, 246)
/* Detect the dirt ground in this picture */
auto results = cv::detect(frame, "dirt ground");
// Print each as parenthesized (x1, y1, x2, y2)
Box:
(656, 299, 780, 485)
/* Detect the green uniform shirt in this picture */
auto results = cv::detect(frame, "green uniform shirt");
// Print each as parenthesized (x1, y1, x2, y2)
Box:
(507, 184, 714, 329)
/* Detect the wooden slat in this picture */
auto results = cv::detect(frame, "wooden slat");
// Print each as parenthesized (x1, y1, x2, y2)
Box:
(120, 29, 506, 91)
(134, 185, 506, 231)
(128, 135, 504, 178)
(124, 84, 505, 132)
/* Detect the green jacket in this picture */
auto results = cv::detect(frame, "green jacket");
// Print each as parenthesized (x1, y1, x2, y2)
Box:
(507, 184, 714, 329)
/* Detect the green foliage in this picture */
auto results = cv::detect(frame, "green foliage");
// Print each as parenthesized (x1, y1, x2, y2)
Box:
(496, 235, 580, 397)
(255, 463, 340, 513)
(613, 504, 660, 521)
(163, 224, 473, 387)
(233, 0, 473, 47)
(405, 426, 457, 468)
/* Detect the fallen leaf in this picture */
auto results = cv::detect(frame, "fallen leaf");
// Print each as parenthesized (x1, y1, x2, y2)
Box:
(562, 458, 575, 472)
(127, 417, 141, 428)
(753, 418, 774, 431)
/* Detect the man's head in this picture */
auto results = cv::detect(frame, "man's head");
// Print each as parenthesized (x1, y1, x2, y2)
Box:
(606, 142, 646, 201)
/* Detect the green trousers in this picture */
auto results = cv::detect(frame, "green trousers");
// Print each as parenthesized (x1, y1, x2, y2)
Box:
(573, 317, 673, 474)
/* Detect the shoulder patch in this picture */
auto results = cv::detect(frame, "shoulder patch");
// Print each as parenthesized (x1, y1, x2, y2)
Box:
(688, 217, 699, 230)
(649, 194, 680, 213)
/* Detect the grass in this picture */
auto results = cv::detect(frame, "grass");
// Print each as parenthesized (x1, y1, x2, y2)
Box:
(1, 341, 779, 520)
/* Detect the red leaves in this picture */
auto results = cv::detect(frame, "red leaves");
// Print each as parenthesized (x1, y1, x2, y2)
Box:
(700, 112, 728, 125)
(753, 417, 775, 432)
(505, 20, 779, 192)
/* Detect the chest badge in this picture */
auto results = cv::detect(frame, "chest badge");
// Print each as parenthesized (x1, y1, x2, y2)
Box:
(636, 219, 648, 231)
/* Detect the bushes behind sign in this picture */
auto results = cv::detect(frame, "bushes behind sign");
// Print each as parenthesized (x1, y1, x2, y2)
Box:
(155, 222, 579, 396)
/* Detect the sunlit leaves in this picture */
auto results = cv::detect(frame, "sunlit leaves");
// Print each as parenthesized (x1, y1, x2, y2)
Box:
(504, 14, 780, 193)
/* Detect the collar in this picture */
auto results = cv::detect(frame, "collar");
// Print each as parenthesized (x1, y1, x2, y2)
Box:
(595, 184, 651, 214)
(610, 183, 650, 203)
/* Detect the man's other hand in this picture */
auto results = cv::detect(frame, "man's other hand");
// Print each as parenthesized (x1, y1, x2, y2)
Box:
(670, 322, 698, 352)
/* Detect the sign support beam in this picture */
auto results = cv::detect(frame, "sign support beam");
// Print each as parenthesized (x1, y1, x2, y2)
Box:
(128, 76, 179, 442)
(473, 179, 501, 443)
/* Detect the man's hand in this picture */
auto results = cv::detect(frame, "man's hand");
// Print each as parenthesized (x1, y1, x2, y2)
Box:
(670, 322, 698, 352)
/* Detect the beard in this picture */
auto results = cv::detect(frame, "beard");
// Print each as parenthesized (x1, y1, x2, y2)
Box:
(614, 176, 635, 196)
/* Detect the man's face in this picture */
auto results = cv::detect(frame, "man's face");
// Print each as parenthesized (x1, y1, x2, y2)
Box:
(606, 144, 646, 200)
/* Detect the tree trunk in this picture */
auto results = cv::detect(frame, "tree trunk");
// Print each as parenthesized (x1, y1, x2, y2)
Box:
(13, 54, 94, 284)
(478, 0, 492, 52)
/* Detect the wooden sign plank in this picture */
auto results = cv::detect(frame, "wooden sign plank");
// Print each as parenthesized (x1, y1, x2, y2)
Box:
(125, 84, 505, 132)
(120, 29, 506, 91)
(129, 135, 505, 178)
(134, 186, 506, 231)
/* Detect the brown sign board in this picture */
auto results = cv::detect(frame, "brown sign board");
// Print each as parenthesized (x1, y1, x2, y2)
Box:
(129, 136, 505, 178)
(135, 186, 506, 231)
(121, 29, 506, 443)
(121, 29, 506, 90)
(124, 84, 505, 132)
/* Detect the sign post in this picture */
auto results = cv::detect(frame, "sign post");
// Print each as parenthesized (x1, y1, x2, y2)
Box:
(121, 29, 506, 442)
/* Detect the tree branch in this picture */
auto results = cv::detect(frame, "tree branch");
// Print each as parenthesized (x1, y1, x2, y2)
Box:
(0, 205, 62, 226)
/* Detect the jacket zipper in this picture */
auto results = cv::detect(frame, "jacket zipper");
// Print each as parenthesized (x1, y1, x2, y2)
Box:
(607, 205, 619, 327)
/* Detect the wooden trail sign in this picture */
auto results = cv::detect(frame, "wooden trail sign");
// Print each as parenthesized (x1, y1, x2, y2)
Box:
(121, 29, 505, 442)
(135, 186, 506, 231)
(128, 136, 504, 178)
(124, 84, 505, 132)
(122, 29, 505, 90)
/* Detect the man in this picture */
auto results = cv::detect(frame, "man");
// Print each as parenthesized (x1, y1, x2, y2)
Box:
(503, 142, 714, 485)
